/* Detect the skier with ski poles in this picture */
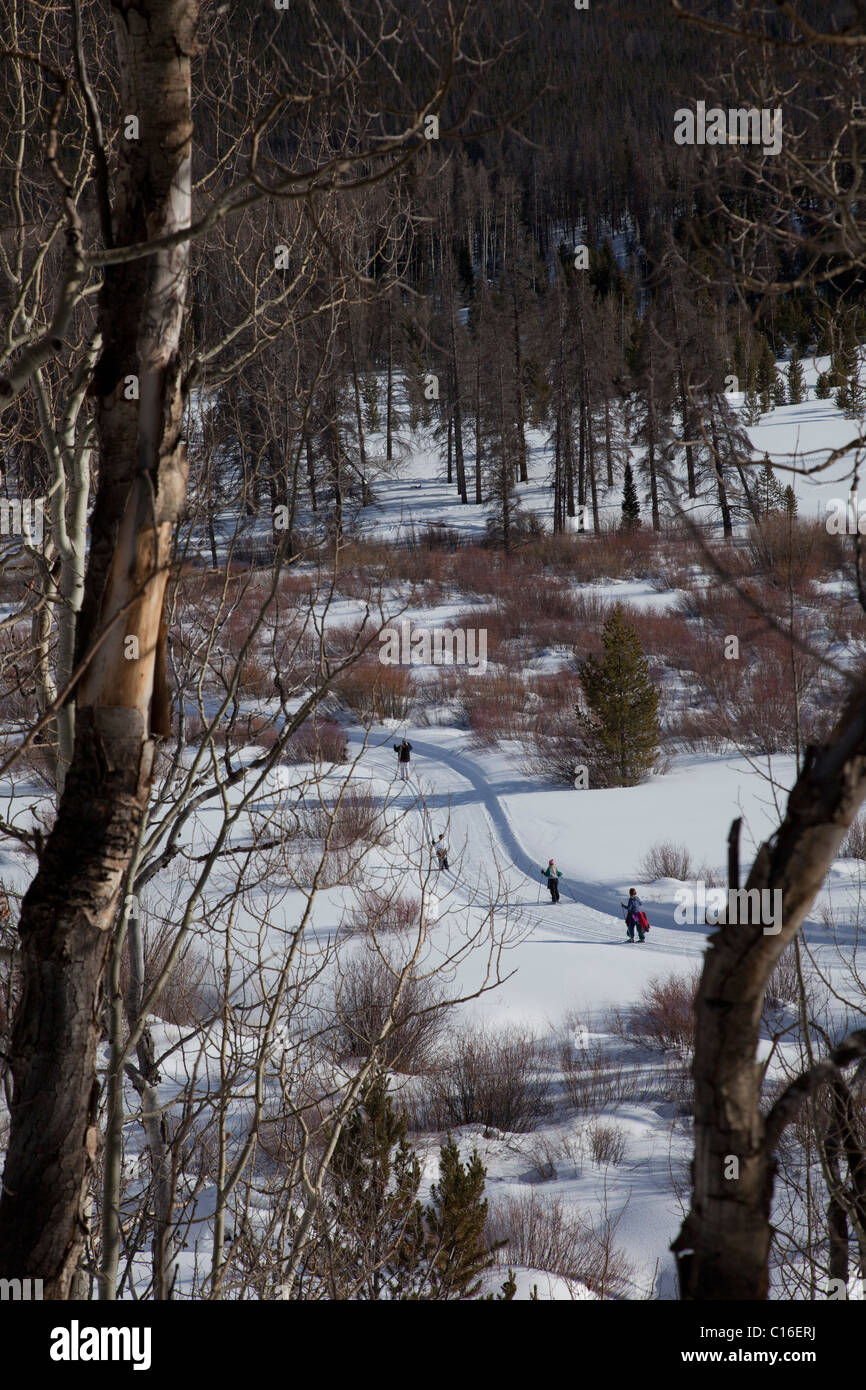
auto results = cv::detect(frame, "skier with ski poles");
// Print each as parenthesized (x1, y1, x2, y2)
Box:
(393, 737, 413, 781)
(432, 834, 449, 871)
(621, 888, 646, 942)
(541, 859, 562, 903)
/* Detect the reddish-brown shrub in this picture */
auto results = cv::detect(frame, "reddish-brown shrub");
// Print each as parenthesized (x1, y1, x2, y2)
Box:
(457, 669, 527, 745)
(526, 670, 583, 715)
(489, 1189, 633, 1296)
(690, 629, 821, 755)
(284, 716, 348, 764)
(638, 841, 695, 881)
(451, 605, 514, 660)
(237, 712, 280, 749)
(235, 652, 274, 699)
(747, 515, 840, 589)
(332, 946, 449, 1073)
(333, 658, 413, 721)
(451, 545, 513, 599)
(610, 967, 701, 1055)
(416, 1024, 550, 1132)
(558, 1030, 640, 1113)
(346, 889, 421, 934)
(825, 594, 866, 649)
(301, 786, 389, 850)
(585, 1119, 627, 1166)
(676, 579, 770, 634)
(841, 814, 866, 860)
(117, 917, 212, 1028)
(664, 705, 729, 754)
(626, 609, 696, 671)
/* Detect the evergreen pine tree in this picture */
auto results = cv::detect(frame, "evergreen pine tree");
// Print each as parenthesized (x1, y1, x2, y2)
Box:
(620, 459, 641, 530)
(772, 371, 787, 407)
(815, 371, 831, 399)
(757, 455, 786, 515)
(783, 484, 798, 516)
(320, 1087, 508, 1300)
(742, 386, 762, 424)
(323, 1070, 425, 1300)
(485, 1270, 518, 1300)
(424, 1137, 503, 1299)
(578, 605, 660, 787)
(786, 350, 806, 404)
(835, 378, 852, 413)
(362, 375, 381, 432)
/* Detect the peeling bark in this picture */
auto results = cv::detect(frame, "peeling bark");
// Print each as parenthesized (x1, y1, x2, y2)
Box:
(0, 0, 196, 1297)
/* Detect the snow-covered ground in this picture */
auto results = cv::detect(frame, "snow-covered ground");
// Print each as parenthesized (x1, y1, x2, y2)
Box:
(344, 351, 865, 545)
(3, 353, 866, 1302)
(3, 710, 862, 1299)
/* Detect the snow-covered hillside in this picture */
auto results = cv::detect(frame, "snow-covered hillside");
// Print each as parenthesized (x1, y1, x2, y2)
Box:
(3, 353, 866, 1304)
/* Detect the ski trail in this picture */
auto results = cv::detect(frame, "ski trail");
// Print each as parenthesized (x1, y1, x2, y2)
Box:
(352, 730, 707, 960)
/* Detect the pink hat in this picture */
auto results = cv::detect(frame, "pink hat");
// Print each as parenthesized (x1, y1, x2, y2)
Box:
(549, 859, 554, 864)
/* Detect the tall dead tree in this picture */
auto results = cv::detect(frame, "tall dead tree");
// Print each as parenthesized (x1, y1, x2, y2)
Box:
(673, 690, 866, 1299)
(0, 0, 196, 1297)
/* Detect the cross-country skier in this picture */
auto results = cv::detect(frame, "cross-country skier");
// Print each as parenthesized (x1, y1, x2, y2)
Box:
(541, 859, 562, 903)
(394, 738, 413, 781)
(621, 888, 645, 942)
(432, 834, 449, 871)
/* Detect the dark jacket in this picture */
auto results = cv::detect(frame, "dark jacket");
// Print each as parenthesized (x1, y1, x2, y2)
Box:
(622, 895, 642, 923)
(394, 741, 413, 763)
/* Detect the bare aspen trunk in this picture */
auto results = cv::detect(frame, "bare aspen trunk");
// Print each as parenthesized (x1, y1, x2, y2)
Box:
(305, 433, 317, 513)
(474, 349, 483, 504)
(679, 368, 697, 500)
(646, 444, 660, 530)
(587, 392, 599, 533)
(672, 291, 696, 500)
(386, 292, 394, 463)
(497, 365, 511, 552)
(0, 0, 196, 1297)
(449, 314, 467, 504)
(119, 884, 178, 1301)
(553, 405, 563, 534)
(209, 908, 235, 1298)
(553, 311, 565, 533)
(673, 695, 866, 1299)
(348, 317, 369, 499)
(56, 425, 92, 787)
(709, 405, 733, 539)
(510, 280, 527, 483)
(577, 398, 586, 510)
(30, 566, 58, 747)
(33, 349, 96, 790)
(565, 409, 575, 519)
(604, 397, 614, 489)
